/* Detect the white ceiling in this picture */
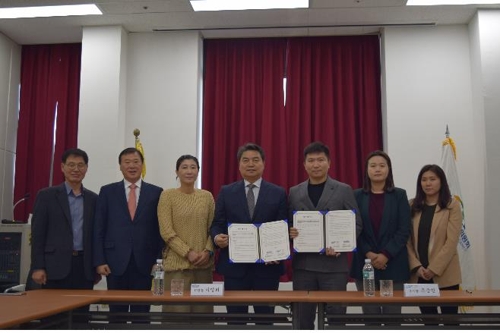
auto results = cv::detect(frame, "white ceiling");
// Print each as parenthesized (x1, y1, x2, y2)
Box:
(0, 0, 498, 45)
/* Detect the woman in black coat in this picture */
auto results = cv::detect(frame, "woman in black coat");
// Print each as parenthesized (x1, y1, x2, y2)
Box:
(350, 150, 411, 318)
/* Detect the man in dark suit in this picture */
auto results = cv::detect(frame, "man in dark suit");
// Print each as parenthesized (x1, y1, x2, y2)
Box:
(210, 143, 288, 318)
(93, 147, 163, 315)
(31, 148, 98, 294)
(288, 142, 363, 329)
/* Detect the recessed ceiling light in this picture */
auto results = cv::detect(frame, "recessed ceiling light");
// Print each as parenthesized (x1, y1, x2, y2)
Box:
(190, 0, 309, 12)
(407, 0, 500, 5)
(0, 4, 102, 19)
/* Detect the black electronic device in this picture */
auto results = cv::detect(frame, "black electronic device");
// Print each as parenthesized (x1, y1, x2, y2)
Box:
(0, 232, 22, 292)
(0, 224, 31, 293)
(1, 219, 27, 224)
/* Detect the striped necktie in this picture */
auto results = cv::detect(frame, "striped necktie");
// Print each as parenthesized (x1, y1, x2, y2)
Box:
(247, 183, 256, 218)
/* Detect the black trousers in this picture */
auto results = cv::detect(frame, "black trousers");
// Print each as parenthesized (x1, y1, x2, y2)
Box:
(43, 254, 93, 290)
(418, 277, 459, 324)
(42, 254, 93, 325)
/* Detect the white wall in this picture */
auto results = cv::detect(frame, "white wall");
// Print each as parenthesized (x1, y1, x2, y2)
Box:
(471, 10, 500, 290)
(383, 25, 489, 289)
(0, 32, 20, 221)
(78, 29, 202, 193)
(78, 26, 129, 194)
(125, 32, 202, 190)
(384, 15, 500, 290)
(468, 12, 488, 291)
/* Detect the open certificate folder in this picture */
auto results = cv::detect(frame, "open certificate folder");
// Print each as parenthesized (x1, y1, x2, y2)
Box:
(293, 210, 356, 253)
(228, 220, 291, 263)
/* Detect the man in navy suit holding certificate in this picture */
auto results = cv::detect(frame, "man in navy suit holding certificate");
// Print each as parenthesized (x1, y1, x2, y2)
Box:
(210, 143, 287, 319)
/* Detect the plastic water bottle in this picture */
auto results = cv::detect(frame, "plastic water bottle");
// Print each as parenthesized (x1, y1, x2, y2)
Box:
(152, 259, 164, 296)
(362, 258, 375, 297)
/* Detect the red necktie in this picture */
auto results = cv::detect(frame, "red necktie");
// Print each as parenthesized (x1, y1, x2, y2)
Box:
(128, 183, 137, 220)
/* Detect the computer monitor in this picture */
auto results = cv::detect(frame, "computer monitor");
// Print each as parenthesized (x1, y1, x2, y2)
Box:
(0, 224, 31, 292)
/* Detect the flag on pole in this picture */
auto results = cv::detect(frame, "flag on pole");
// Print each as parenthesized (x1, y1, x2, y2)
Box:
(134, 128, 146, 179)
(440, 126, 475, 311)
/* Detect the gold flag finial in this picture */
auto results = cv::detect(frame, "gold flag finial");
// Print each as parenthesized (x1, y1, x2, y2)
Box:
(133, 129, 146, 178)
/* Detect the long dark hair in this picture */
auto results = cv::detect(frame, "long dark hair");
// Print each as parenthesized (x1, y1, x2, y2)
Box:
(362, 150, 394, 193)
(411, 164, 452, 216)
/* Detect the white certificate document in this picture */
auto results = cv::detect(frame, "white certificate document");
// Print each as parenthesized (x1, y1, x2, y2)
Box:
(293, 211, 324, 253)
(325, 210, 356, 252)
(259, 220, 290, 262)
(228, 223, 259, 263)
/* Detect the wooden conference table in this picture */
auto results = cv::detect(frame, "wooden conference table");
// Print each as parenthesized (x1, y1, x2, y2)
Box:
(0, 289, 306, 329)
(311, 290, 500, 329)
(0, 291, 101, 329)
(1, 289, 500, 329)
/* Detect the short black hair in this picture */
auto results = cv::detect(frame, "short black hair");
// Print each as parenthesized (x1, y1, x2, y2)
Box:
(62, 148, 88, 164)
(237, 143, 265, 162)
(119, 147, 144, 164)
(176, 154, 200, 171)
(303, 141, 330, 160)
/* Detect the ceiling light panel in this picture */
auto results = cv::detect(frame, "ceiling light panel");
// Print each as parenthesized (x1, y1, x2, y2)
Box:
(407, 0, 500, 5)
(0, 4, 102, 19)
(190, 0, 309, 12)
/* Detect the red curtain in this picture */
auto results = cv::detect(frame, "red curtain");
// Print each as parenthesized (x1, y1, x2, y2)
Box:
(202, 38, 288, 195)
(14, 44, 82, 221)
(202, 35, 381, 197)
(284, 36, 382, 189)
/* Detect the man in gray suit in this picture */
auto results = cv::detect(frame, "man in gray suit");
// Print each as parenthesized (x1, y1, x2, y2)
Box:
(289, 142, 362, 329)
(31, 148, 98, 292)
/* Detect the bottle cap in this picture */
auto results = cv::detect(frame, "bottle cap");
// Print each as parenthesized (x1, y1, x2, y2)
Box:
(365, 259, 371, 263)
(156, 259, 163, 264)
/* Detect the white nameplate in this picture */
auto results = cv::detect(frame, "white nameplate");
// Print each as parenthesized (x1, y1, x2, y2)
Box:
(190, 283, 224, 296)
(404, 283, 440, 297)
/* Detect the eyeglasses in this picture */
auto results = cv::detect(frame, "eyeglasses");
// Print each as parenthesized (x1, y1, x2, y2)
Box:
(65, 163, 87, 170)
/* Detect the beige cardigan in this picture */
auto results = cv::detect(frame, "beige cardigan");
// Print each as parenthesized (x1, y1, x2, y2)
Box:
(407, 199, 462, 288)
(157, 188, 215, 272)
